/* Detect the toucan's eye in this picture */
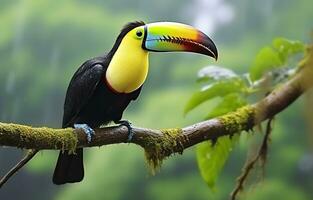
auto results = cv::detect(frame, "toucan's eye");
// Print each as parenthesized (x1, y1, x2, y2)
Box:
(136, 30, 143, 38)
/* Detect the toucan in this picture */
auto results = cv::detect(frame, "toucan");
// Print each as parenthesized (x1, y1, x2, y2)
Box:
(52, 21, 218, 184)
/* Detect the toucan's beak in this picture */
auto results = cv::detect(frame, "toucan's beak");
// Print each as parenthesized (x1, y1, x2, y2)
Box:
(142, 22, 218, 60)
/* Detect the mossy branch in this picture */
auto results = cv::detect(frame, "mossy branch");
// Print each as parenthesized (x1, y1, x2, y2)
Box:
(1, 49, 313, 159)
(1, 46, 313, 180)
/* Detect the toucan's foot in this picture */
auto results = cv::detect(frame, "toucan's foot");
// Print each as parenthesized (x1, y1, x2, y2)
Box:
(115, 120, 134, 142)
(74, 123, 95, 143)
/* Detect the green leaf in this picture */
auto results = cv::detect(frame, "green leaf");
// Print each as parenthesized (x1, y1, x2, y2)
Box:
(249, 46, 283, 81)
(205, 93, 247, 119)
(273, 37, 305, 63)
(250, 38, 305, 82)
(197, 65, 238, 83)
(196, 135, 239, 189)
(184, 79, 246, 115)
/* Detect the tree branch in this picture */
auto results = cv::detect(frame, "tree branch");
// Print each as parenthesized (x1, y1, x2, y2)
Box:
(1, 47, 313, 169)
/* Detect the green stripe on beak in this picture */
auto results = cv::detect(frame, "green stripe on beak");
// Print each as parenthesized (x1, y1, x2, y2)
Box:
(142, 22, 218, 60)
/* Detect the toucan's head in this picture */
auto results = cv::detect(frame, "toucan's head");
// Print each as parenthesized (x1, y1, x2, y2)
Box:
(106, 21, 218, 94)
(114, 21, 218, 60)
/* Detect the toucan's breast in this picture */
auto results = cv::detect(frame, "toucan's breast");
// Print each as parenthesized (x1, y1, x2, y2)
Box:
(105, 34, 149, 94)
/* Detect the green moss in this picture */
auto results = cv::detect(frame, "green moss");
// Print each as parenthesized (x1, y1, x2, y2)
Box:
(218, 106, 256, 133)
(0, 122, 78, 153)
(143, 128, 184, 174)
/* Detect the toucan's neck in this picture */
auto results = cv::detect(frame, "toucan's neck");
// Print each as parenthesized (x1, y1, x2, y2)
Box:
(105, 36, 149, 94)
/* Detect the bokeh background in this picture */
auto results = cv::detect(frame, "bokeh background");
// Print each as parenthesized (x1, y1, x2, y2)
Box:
(0, 0, 313, 199)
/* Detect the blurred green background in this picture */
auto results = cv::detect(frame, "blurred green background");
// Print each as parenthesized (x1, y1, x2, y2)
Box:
(0, 0, 312, 199)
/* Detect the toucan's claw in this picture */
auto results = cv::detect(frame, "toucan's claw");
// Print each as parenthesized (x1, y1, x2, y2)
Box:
(74, 123, 95, 143)
(115, 120, 134, 142)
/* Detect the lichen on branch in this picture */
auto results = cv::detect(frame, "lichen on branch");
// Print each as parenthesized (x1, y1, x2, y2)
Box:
(218, 106, 256, 133)
(0, 123, 77, 152)
(143, 128, 185, 173)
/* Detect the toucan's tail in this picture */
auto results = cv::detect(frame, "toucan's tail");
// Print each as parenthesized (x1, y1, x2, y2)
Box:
(53, 148, 84, 185)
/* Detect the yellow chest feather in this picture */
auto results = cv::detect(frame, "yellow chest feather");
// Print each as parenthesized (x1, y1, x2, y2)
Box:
(106, 36, 149, 93)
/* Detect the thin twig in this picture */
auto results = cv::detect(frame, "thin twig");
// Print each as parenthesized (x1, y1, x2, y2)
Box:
(0, 149, 38, 188)
(259, 118, 273, 176)
(230, 118, 273, 200)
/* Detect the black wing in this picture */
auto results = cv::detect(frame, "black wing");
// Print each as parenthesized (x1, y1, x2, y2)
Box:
(62, 61, 105, 128)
